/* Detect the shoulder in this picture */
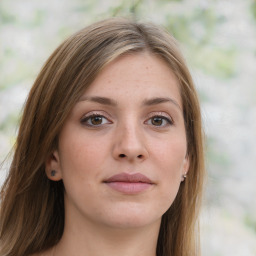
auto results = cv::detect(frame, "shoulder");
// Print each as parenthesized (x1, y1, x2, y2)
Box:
(29, 249, 53, 256)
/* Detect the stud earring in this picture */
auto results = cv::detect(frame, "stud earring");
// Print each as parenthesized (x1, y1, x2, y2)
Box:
(182, 172, 187, 182)
(51, 170, 56, 177)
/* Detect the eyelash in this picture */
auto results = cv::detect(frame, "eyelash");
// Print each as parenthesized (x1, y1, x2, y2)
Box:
(145, 113, 173, 127)
(80, 112, 173, 128)
(80, 113, 112, 127)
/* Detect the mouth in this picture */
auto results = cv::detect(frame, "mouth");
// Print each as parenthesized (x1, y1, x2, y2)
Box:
(103, 173, 154, 194)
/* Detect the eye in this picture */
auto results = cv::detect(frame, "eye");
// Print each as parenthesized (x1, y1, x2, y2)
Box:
(81, 114, 111, 127)
(145, 115, 173, 127)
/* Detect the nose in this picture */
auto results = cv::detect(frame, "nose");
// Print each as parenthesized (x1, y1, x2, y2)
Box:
(112, 123, 149, 162)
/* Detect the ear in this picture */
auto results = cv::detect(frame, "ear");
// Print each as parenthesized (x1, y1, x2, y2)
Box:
(45, 150, 63, 181)
(181, 155, 190, 182)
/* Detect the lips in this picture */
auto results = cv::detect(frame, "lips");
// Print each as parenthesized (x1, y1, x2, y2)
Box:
(104, 173, 153, 184)
(104, 173, 154, 194)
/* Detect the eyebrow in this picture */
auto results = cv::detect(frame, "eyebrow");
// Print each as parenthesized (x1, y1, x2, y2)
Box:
(142, 97, 182, 110)
(78, 96, 182, 110)
(78, 96, 117, 106)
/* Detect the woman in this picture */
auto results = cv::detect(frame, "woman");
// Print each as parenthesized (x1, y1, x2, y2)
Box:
(0, 17, 205, 256)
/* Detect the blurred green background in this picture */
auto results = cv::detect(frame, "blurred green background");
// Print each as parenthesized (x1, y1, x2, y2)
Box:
(0, 0, 256, 255)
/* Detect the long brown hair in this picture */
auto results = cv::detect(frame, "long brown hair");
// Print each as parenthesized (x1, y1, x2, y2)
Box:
(0, 17, 205, 256)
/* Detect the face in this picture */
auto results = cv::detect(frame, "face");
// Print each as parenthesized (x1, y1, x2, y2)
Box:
(46, 52, 189, 230)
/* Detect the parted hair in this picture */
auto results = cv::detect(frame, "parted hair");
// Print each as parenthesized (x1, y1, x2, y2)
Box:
(0, 17, 205, 256)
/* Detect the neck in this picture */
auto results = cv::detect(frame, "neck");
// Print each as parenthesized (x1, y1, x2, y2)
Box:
(54, 213, 160, 256)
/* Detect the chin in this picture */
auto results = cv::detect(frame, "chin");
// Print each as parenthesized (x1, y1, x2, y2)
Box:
(104, 217, 159, 229)
(100, 206, 162, 229)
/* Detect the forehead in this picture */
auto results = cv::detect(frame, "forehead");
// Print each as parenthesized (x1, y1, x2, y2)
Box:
(82, 52, 182, 106)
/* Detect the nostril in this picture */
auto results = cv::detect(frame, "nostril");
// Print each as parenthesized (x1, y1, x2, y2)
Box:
(118, 154, 144, 159)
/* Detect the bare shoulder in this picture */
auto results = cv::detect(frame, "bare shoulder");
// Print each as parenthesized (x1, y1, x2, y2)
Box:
(29, 248, 53, 256)
(29, 253, 50, 256)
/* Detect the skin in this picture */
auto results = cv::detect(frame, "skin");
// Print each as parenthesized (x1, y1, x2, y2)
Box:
(45, 52, 189, 256)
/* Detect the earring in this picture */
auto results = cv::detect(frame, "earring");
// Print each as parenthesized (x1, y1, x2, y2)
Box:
(182, 173, 187, 181)
(51, 170, 56, 177)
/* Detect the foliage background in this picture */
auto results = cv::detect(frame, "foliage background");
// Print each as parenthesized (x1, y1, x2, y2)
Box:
(0, 0, 256, 255)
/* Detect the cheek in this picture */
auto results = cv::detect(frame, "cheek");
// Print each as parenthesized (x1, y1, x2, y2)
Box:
(59, 128, 108, 169)
(58, 133, 107, 192)
(58, 134, 104, 200)
(151, 136, 186, 200)
(152, 135, 187, 171)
